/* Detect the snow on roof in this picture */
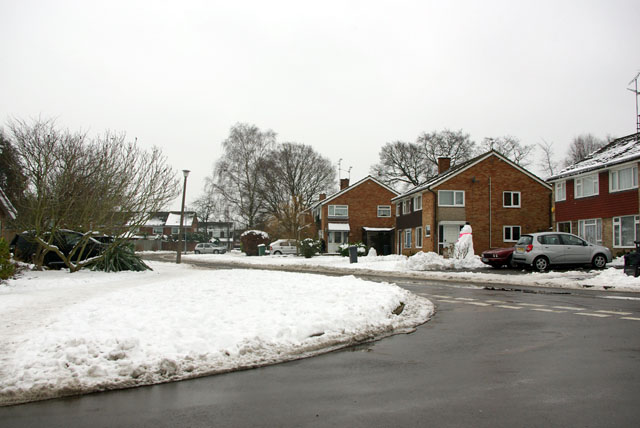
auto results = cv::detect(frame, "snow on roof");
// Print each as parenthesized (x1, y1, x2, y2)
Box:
(328, 222, 351, 231)
(548, 133, 640, 181)
(362, 227, 394, 232)
(0, 187, 17, 220)
(165, 212, 195, 227)
(311, 175, 400, 209)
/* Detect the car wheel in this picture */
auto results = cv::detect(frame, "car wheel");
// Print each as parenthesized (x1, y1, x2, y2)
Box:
(213, 250, 219, 254)
(507, 255, 518, 269)
(274, 250, 282, 255)
(195, 250, 200, 254)
(533, 256, 549, 272)
(592, 254, 607, 269)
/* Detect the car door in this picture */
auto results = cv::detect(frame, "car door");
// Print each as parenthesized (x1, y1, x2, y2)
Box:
(559, 234, 591, 264)
(538, 234, 564, 263)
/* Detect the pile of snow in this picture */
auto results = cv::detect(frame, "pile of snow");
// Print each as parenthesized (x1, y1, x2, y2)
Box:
(0, 262, 433, 406)
(402, 251, 486, 271)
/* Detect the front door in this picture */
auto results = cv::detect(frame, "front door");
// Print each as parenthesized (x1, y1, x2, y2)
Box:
(328, 231, 349, 253)
(438, 223, 465, 254)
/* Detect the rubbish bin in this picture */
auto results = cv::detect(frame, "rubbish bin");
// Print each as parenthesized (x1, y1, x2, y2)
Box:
(258, 244, 266, 256)
(623, 240, 640, 277)
(348, 246, 358, 264)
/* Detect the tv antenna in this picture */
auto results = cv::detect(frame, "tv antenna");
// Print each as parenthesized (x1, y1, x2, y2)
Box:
(337, 158, 352, 180)
(628, 72, 640, 134)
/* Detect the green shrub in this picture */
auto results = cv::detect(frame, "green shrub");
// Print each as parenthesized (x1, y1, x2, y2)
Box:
(0, 238, 15, 280)
(89, 242, 151, 272)
(300, 238, 320, 258)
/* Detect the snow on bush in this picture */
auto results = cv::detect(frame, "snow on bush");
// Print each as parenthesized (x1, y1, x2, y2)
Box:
(339, 242, 367, 256)
(402, 251, 486, 271)
(240, 230, 270, 256)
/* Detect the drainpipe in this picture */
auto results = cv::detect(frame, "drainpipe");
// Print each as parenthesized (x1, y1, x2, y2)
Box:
(489, 176, 492, 248)
(428, 187, 438, 253)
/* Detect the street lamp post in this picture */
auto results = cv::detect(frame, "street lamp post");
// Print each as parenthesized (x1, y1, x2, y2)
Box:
(176, 169, 190, 264)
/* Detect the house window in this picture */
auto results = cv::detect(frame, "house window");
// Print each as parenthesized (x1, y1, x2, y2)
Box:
(574, 174, 599, 198)
(404, 229, 412, 249)
(328, 205, 348, 217)
(416, 227, 423, 248)
(503, 226, 521, 242)
(557, 221, 571, 233)
(425, 225, 431, 238)
(578, 218, 602, 245)
(413, 195, 422, 211)
(377, 205, 391, 217)
(396, 204, 400, 217)
(403, 200, 411, 214)
(503, 191, 521, 208)
(613, 215, 640, 247)
(171, 227, 179, 234)
(555, 181, 566, 202)
(153, 227, 163, 234)
(610, 165, 638, 192)
(438, 190, 465, 207)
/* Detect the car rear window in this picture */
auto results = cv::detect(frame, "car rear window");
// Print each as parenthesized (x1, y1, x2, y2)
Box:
(516, 235, 533, 245)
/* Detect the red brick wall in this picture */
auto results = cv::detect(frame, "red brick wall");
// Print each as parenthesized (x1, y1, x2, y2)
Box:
(555, 170, 639, 221)
(321, 179, 397, 242)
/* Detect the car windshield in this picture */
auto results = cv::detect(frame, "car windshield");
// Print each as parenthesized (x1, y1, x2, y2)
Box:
(516, 235, 533, 245)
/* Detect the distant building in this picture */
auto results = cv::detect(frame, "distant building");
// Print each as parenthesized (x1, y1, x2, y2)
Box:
(139, 211, 198, 238)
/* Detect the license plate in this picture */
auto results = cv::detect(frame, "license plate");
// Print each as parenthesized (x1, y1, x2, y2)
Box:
(516, 247, 525, 253)
(482, 257, 488, 262)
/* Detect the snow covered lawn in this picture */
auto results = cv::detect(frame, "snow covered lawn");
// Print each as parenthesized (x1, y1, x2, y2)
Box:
(0, 262, 433, 406)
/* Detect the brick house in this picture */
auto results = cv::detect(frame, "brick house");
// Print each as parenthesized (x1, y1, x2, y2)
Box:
(0, 187, 17, 242)
(547, 133, 640, 255)
(307, 176, 400, 254)
(139, 211, 198, 238)
(392, 151, 552, 256)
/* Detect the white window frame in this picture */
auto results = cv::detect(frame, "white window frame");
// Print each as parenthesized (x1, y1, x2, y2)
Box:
(171, 227, 179, 234)
(425, 225, 431, 238)
(556, 221, 572, 234)
(153, 227, 163, 234)
(404, 229, 412, 249)
(377, 205, 391, 217)
(403, 200, 411, 214)
(503, 191, 521, 208)
(610, 164, 638, 193)
(613, 215, 640, 248)
(415, 227, 423, 248)
(396, 204, 400, 217)
(413, 195, 422, 211)
(555, 181, 566, 202)
(328, 205, 348, 218)
(438, 190, 465, 207)
(574, 174, 599, 199)
(503, 225, 521, 242)
(578, 218, 602, 245)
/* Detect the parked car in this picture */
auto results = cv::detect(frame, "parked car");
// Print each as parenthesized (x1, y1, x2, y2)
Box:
(481, 247, 516, 269)
(269, 239, 298, 255)
(194, 242, 227, 254)
(10, 229, 105, 269)
(512, 232, 612, 272)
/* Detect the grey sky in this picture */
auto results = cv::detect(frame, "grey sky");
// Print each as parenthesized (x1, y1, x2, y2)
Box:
(1, 0, 639, 211)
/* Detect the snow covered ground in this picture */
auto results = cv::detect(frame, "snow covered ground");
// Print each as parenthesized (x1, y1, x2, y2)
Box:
(0, 262, 433, 406)
(181, 251, 640, 292)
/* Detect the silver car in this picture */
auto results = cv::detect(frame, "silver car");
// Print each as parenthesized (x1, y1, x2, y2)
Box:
(512, 232, 612, 272)
(269, 239, 298, 255)
(194, 243, 227, 254)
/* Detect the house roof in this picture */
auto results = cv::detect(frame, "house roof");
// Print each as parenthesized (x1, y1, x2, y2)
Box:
(0, 187, 17, 220)
(547, 133, 640, 181)
(391, 150, 552, 202)
(144, 211, 197, 227)
(311, 175, 400, 210)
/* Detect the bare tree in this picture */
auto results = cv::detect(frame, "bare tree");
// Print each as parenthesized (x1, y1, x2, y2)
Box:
(210, 123, 276, 229)
(479, 136, 534, 167)
(538, 139, 559, 177)
(8, 118, 179, 271)
(258, 142, 335, 238)
(0, 129, 27, 204)
(419, 129, 477, 169)
(564, 134, 607, 167)
(370, 141, 431, 190)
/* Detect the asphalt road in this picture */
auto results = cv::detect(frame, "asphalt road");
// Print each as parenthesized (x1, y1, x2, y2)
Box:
(2, 275, 640, 427)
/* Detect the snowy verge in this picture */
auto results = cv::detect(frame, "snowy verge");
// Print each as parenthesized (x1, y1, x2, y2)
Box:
(0, 262, 433, 406)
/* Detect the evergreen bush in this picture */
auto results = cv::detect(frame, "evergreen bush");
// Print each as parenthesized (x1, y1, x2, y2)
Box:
(0, 238, 15, 280)
(300, 238, 320, 258)
(89, 242, 151, 272)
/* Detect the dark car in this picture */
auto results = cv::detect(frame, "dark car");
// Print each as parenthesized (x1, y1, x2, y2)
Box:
(481, 246, 517, 269)
(10, 229, 105, 269)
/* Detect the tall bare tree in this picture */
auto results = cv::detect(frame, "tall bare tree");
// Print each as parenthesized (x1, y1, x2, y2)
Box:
(479, 136, 534, 167)
(538, 139, 559, 177)
(210, 123, 276, 229)
(8, 118, 179, 271)
(258, 142, 335, 238)
(0, 130, 27, 204)
(370, 141, 430, 190)
(564, 134, 607, 167)
(418, 129, 477, 170)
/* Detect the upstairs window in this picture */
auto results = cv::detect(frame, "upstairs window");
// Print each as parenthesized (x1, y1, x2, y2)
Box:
(503, 191, 521, 208)
(555, 181, 566, 202)
(328, 205, 348, 217)
(610, 165, 638, 192)
(403, 200, 411, 214)
(413, 195, 422, 211)
(377, 205, 391, 217)
(396, 204, 400, 217)
(574, 174, 599, 198)
(438, 190, 465, 207)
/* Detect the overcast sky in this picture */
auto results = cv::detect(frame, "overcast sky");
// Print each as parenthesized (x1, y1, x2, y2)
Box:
(1, 0, 639, 211)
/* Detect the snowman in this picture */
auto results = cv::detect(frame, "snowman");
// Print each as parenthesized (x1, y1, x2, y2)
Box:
(453, 223, 474, 259)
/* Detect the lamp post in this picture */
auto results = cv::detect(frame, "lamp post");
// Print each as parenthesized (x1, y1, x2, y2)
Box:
(176, 169, 190, 264)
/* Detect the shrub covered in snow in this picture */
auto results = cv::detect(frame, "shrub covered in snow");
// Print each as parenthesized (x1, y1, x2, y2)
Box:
(240, 230, 270, 256)
(300, 238, 321, 258)
(339, 242, 367, 257)
(0, 238, 15, 280)
(89, 242, 151, 272)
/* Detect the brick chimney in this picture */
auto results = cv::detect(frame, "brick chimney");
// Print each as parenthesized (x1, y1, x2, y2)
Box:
(437, 157, 451, 174)
(319, 193, 326, 201)
(340, 178, 350, 190)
